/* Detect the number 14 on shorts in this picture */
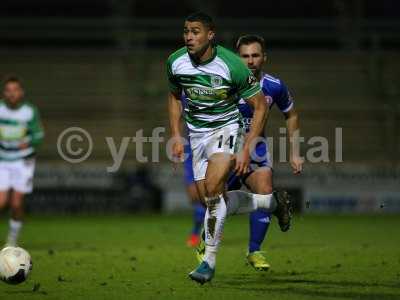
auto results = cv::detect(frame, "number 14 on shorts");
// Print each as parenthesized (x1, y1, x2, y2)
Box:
(217, 134, 234, 149)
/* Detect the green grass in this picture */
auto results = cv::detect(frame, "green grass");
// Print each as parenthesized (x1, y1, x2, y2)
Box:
(0, 214, 399, 300)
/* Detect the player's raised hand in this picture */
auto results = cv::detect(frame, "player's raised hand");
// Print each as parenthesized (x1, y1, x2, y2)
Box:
(290, 154, 304, 174)
(234, 147, 250, 175)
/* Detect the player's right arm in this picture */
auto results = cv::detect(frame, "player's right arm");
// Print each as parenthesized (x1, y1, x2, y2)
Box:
(166, 57, 184, 162)
(168, 91, 184, 161)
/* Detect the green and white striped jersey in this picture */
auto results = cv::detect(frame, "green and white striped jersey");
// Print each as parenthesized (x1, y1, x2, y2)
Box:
(0, 100, 44, 161)
(167, 45, 261, 133)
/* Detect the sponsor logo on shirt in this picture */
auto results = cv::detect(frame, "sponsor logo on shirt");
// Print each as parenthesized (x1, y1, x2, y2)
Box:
(242, 117, 252, 131)
(186, 87, 228, 100)
(189, 87, 214, 96)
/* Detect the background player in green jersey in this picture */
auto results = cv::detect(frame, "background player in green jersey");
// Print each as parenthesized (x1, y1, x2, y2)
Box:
(0, 76, 44, 246)
(167, 12, 292, 284)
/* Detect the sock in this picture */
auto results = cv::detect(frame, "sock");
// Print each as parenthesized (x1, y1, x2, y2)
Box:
(8, 219, 23, 245)
(226, 191, 276, 215)
(253, 193, 277, 211)
(226, 190, 256, 215)
(203, 194, 227, 269)
(192, 203, 206, 235)
(249, 210, 271, 253)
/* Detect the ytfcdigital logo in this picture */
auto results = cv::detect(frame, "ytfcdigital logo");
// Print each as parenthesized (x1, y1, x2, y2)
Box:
(57, 126, 343, 172)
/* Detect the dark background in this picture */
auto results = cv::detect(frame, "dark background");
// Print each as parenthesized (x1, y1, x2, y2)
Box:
(0, 0, 399, 213)
(1, 0, 400, 18)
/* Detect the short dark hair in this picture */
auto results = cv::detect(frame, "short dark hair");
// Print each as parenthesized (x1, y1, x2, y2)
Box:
(185, 12, 215, 31)
(236, 34, 266, 53)
(2, 75, 23, 89)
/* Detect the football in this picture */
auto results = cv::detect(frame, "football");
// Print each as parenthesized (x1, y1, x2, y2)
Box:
(0, 247, 32, 284)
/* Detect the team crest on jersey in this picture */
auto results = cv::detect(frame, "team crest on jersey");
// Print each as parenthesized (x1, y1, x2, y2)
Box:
(265, 95, 273, 105)
(210, 75, 223, 88)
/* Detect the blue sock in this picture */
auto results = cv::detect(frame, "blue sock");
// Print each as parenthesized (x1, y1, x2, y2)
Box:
(192, 203, 206, 235)
(249, 209, 271, 253)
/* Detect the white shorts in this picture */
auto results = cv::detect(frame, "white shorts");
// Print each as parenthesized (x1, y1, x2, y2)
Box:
(0, 159, 36, 193)
(189, 123, 244, 181)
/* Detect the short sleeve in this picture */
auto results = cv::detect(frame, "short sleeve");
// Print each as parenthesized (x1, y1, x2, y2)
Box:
(275, 81, 294, 113)
(166, 60, 181, 95)
(231, 61, 261, 99)
(28, 105, 44, 148)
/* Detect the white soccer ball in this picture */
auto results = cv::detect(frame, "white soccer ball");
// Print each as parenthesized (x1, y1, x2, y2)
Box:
(0, 247, 32, 284)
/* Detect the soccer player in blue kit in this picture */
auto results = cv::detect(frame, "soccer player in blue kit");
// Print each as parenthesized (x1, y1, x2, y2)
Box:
(185, 34, 303, 270)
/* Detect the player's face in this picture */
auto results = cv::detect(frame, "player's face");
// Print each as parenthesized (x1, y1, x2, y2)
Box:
(3, 82, 24, 106)
(183, 21, 214, 56)
(238, 43, 266, 75)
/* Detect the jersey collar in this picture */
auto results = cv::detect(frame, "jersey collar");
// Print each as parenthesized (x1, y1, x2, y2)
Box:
(4, 100, 25, 110)
(258, 72, 265, 85)
(189, 45, 217, 67)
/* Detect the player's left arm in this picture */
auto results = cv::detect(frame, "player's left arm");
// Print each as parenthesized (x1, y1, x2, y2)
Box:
(278, 84, 303, 174)
(284, 108, 303, 174)
(27, 105, 44, 150)
(246, 92, 268, 140)
(235, 91, 268, 175)
(232, 62, 268, 175)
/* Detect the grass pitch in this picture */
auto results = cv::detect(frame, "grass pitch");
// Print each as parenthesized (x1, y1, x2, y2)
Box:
(0, 214, 399, 300)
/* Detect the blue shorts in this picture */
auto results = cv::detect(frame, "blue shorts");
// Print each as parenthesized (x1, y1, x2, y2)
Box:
(227, 141, 272, 191)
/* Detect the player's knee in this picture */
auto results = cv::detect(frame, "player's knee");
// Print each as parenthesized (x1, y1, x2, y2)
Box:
(204, 194, 222, 209)
(0, 200, 8, 210)
(257, 185, 273, 195)
(0, 192, 8, 208)
(10, 199, 24, 211)
(0, 201, 7, 210)
(10, 203, 22, 211)
(204, 181, 223, 198)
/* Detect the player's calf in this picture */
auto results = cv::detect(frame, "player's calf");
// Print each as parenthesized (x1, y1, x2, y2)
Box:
(7, 191, 25, 247)
(202, 194, 226, 268)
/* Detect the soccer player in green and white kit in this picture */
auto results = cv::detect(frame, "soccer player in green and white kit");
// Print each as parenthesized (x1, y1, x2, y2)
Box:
(0, 76, 44, 247)
(167, 12, 292, 283)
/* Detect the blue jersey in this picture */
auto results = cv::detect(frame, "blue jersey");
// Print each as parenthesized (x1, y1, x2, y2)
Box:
(227, 74, 294, 189)
(239, 73, 293, 133)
